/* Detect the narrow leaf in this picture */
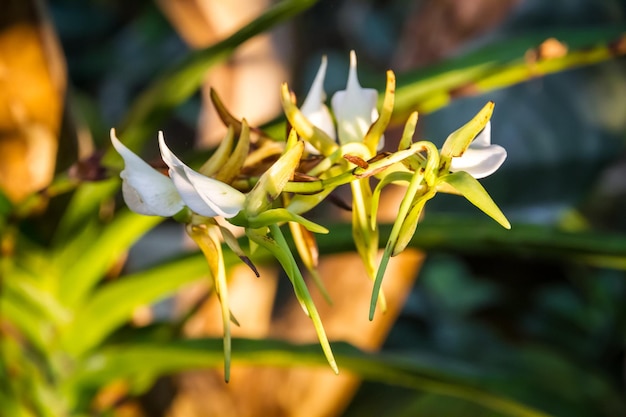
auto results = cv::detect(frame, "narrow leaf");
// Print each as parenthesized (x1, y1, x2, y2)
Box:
(438, 171, 511, 229)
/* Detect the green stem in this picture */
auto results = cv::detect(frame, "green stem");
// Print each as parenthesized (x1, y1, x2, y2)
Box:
(369, 170, 426, 320)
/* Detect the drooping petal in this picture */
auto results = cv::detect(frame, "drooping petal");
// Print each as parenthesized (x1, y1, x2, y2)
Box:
(449, 122, 507, 179)
(181, 165, 246, 218)
(110, 129, 184, 216)
(331, 50, 379, 145)
(300, 56, 336, 142)
(158, 132, 245, 218)
(450, 145, 507, 179)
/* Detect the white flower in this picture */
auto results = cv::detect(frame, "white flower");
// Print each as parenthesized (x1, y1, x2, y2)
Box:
(111, 129, 184, 217)
(110, 129, 245, 218)
(449, 122, 506, 179)
(330, 50, 381, 148)
(299, 51, 382, 150)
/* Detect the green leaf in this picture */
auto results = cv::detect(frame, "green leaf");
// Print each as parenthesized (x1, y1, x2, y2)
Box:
(58, 210, 163, 307)
(1, 336, 66, 417)
(3, 275, 70, 326)
(392, 26, 626, 120)
(61, 253, 208, 357)
(52, 179, 120, 246)
(314, 218, 626, 269)
(111, 0, 319, 159)
(1, 292, 53, 353)
(73, 338, 554, 417)
(0, 188, 13, 219)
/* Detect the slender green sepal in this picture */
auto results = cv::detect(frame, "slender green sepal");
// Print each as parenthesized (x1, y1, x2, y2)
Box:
(186, 222, 233, 382)
(214, 119, 251, 184)
(439, 102, 494, 172)
(199, 126, 235, 177)
(245, 140, 304, 216)
(363, 70, 396, 153)
(289, 221, 333, 304)
(247, 225, 339, 374)
(281, 83, 338, 155)
(438, 171, 511, 229)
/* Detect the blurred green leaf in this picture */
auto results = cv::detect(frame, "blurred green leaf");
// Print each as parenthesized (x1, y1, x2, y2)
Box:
(52, 179, 119, 246)
(61, 253, 208, 357)
(58, 209, 162, 307)
(311, 218, 626, 269)
(479, 346, 626, 417)
(113, 0, 319, 157)
(0, 336, 63, 417)
(0, 188, 12, 219)
(4, 274, 70, 326)
(1, 293, 52, 353)
(393, 26, 626, 120)
(72, 338, 554, 417)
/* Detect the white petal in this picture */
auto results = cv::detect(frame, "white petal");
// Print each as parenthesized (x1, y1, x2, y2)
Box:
(157, 131, 186, 169)
(331, 50, 379, 145)
(158, 132, 245, 218)
(180, 165, 245, 218)
(110, 129, 184, 216)
(301, 56, 336, 142)
(450, 143, 507, 179)
(472, 121, 492, 147)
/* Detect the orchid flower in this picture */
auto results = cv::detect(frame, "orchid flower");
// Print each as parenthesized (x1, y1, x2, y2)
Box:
(293, 50, 383, 155)
(369, 105, 510, 319)
(110, 129, 245, 219)
(296, 51, 391, 314)
(449, 122, 507, 179)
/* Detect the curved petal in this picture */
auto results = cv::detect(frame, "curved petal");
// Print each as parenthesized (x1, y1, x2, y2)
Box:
(330, 50, 379, 145)
(157, 131, 186, 169)
(472, 121, 492, 147)
(181, 165, 245, 218)
(110, 129, 184, 216)
(158, 132, 245, 218)
(300, 56, 335, 142)
(450, 143, 507, 179)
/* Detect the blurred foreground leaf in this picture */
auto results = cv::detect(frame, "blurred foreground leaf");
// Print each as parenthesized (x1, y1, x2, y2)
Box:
(73, 338, 554, 417)
(114, 0, 318, 156)
(315, 218, 626, 269)
(393, 25, 626, 120)
(61, 253, 208, 356)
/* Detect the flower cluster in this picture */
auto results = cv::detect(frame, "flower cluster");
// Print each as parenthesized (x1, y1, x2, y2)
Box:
(110, 51, 509, 380)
